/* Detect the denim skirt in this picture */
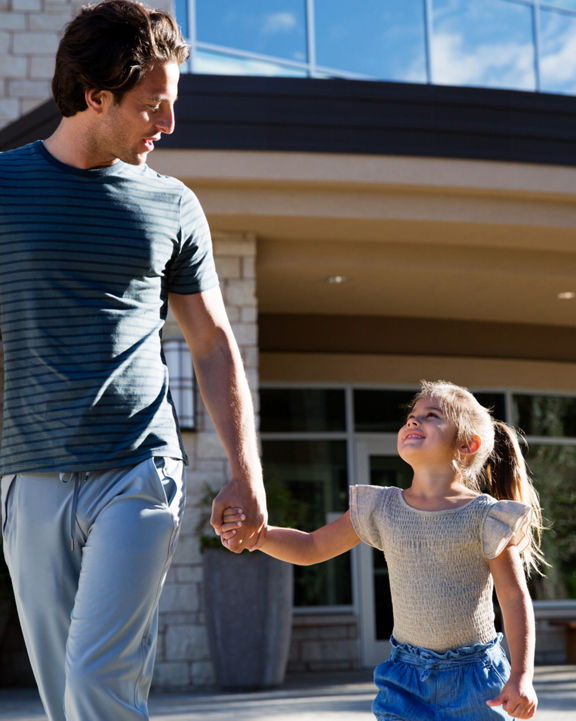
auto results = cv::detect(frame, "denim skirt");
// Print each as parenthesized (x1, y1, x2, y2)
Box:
(373, 635, 515, 721)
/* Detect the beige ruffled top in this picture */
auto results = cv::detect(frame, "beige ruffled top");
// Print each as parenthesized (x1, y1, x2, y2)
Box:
(349, 485, 531, 652)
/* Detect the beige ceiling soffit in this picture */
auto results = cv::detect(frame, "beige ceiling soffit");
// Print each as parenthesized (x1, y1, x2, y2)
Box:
(150, 149, 576, 199)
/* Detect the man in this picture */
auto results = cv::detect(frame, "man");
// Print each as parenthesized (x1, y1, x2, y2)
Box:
(0, 2, 266, 719)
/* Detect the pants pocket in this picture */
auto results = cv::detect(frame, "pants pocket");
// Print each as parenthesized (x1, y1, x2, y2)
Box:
(1, 474, 17, 536)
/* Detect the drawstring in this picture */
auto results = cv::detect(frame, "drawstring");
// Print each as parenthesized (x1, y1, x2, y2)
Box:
(60, 471, 88, 550)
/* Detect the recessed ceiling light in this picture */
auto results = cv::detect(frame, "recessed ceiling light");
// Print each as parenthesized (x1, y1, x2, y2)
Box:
(557, 291, 576, 300)
(327, 275, 347, 284)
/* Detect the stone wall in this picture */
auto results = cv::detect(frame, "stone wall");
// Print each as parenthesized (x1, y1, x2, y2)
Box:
(0, 0, 173, 132)
(153, 232, 260, 689)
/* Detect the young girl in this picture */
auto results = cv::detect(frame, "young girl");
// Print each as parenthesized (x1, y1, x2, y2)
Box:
(221, 380, 544, 720)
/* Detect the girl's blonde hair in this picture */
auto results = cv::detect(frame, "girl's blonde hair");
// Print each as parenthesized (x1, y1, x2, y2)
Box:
(410, 380, 545, 575)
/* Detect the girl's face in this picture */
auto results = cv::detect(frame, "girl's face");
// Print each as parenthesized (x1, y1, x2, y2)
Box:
(397, 395, 459, 466)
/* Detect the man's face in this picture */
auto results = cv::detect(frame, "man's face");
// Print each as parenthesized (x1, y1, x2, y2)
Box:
(95, 61, 180, 166)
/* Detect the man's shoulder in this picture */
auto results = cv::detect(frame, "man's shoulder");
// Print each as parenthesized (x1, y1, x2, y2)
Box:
(0, 141, 40, 160)
(139, 163, 201, 206)
(0, 141, 42, 171)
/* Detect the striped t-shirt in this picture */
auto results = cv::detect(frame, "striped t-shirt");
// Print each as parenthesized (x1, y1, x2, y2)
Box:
(0, 141, 219, 474)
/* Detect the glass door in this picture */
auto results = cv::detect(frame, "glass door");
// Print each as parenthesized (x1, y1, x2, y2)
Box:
(354, 438, 412, 667)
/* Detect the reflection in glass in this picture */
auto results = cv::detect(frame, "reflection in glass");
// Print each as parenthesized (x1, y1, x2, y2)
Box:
(540, 8, 576, 94)
(513, 395, 576, 437)
(260, 388, 346, 432)
(261, 440, 351, 606)
(370, 455, 413, 640)
(354, 390, 417, 433)
(432, 0, 536, 90)
(196, 0, 307, 62)
(314, 0, 427, 82)
(543, 0, 576, 11)
(195, 50, 308, 77)
(527, 444, 576, 599)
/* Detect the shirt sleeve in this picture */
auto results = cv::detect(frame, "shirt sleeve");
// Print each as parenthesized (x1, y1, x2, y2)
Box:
(349, 485, 389, 552)
(482, 499, 532, 559)
(166, 187, 219, 294)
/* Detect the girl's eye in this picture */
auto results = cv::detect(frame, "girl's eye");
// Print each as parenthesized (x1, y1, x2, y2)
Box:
(426, 412, 438, 418)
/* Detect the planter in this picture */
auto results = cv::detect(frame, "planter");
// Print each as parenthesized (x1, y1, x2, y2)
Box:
(202, 548, 293, 690)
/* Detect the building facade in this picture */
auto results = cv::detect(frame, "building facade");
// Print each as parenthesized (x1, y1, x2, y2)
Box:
(1, 0, 576, 688)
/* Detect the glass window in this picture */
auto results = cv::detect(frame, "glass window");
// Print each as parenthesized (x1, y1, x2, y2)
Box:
(314, 0, 427, 82)
(539, 8, 576, 94)
(261, 440, 351, 606)
(526, 444, 576, 599)
(512, 395, 576, 437)
(196, 0, 307, 63)
(542, 1, 576, 11)
(354, 389, 416, 433)
(194, 50, 308, 77)
(174, 0, 190, 39)
(432, 0, 536, 91)
(260, 388, 346, 432)
(475, 393, 507, 423)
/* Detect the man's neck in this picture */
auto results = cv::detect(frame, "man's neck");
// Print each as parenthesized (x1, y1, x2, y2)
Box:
(44, 118, 118, 170)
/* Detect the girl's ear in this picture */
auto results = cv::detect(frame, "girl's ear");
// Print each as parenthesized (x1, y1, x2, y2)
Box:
(460, 434, 481, 456)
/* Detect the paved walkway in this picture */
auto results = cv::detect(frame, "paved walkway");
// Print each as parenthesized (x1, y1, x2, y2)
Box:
(0, 666, 574, 720)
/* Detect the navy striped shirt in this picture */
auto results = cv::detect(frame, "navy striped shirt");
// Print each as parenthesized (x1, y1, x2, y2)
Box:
(0, 141, 218, 474)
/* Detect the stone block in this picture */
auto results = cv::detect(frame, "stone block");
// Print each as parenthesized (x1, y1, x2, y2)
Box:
(195, 432, 227, 461)
(8, 78, 50, 97)
(20, 96, 49, 114)
(241, 305, 258, 323)
(29, 11, 71, 31)
(0, 98, 20, 126)
(159, 582, 199, 614)
(213, 238, 255, 257)
(0, 31, 9, 53)
(190, 660, 215, 687)
(241, 255, 256, 279)
(12, 0, 42, 10)
(0, 55, 27, 78)
(165, 622, 210, 661)
(0, 12, 27, 30)
(214, 255, 241, 279)
(12, 31, 59, 55)
(29, 55, 55, 79)
(230, 322, 257, 346)
(152, 661, 191, 689)
(223, 279, 256, 307)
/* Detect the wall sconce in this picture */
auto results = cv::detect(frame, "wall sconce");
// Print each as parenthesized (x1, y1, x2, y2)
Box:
(162, 337, 196, 431)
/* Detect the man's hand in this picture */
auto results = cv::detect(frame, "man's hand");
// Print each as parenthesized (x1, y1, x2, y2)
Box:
(210, 476, 267, 552)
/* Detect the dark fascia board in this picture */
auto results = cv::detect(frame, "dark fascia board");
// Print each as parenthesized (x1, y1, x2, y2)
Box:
(2, 75, 576, 165)
(259, 314, 576, 364)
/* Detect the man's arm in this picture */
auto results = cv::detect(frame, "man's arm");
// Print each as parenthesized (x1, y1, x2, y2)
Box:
(169, 287, 267, 551)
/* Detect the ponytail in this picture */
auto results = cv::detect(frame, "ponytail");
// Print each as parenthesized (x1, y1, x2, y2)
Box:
(485, 421, 545, 576)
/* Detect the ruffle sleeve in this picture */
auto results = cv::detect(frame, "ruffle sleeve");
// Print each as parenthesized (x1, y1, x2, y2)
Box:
(349, 485, 389, 551)
(482, 500, 532, 559)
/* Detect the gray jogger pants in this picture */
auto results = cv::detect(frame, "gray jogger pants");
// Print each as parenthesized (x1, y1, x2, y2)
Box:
(1, 456, 185, 721)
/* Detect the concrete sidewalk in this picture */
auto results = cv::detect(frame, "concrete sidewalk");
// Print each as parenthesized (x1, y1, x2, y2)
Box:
(0, 666, 574, 720)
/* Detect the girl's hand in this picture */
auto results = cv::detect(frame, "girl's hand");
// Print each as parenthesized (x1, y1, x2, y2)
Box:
(220, 507, 246, 542)
(486, 675, 537, 719)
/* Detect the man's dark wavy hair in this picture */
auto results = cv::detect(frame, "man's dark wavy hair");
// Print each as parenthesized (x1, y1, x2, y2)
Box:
(52, 0, 190, 117)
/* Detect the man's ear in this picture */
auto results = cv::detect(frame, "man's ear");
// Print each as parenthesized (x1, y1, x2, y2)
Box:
(460, 434, 481, 456)
(85, 88, 112, 114)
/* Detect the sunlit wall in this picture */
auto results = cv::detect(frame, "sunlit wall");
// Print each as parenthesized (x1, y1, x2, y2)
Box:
(174, 0, 576, 95)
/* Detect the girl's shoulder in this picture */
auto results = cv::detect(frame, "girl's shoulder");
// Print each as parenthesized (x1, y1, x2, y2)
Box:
(348, 485, 399, 550)
(481, 496, 532, 559)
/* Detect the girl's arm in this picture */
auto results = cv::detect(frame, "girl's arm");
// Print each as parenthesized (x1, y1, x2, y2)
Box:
(255, 511, 361, 565)
(487, 545, 538, 720)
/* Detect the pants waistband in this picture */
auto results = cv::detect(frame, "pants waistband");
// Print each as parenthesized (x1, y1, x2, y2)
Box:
(389, 634, 503, 668)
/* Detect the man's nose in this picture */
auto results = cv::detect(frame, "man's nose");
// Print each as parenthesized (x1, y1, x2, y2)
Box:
(156, 106, 175, 134)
